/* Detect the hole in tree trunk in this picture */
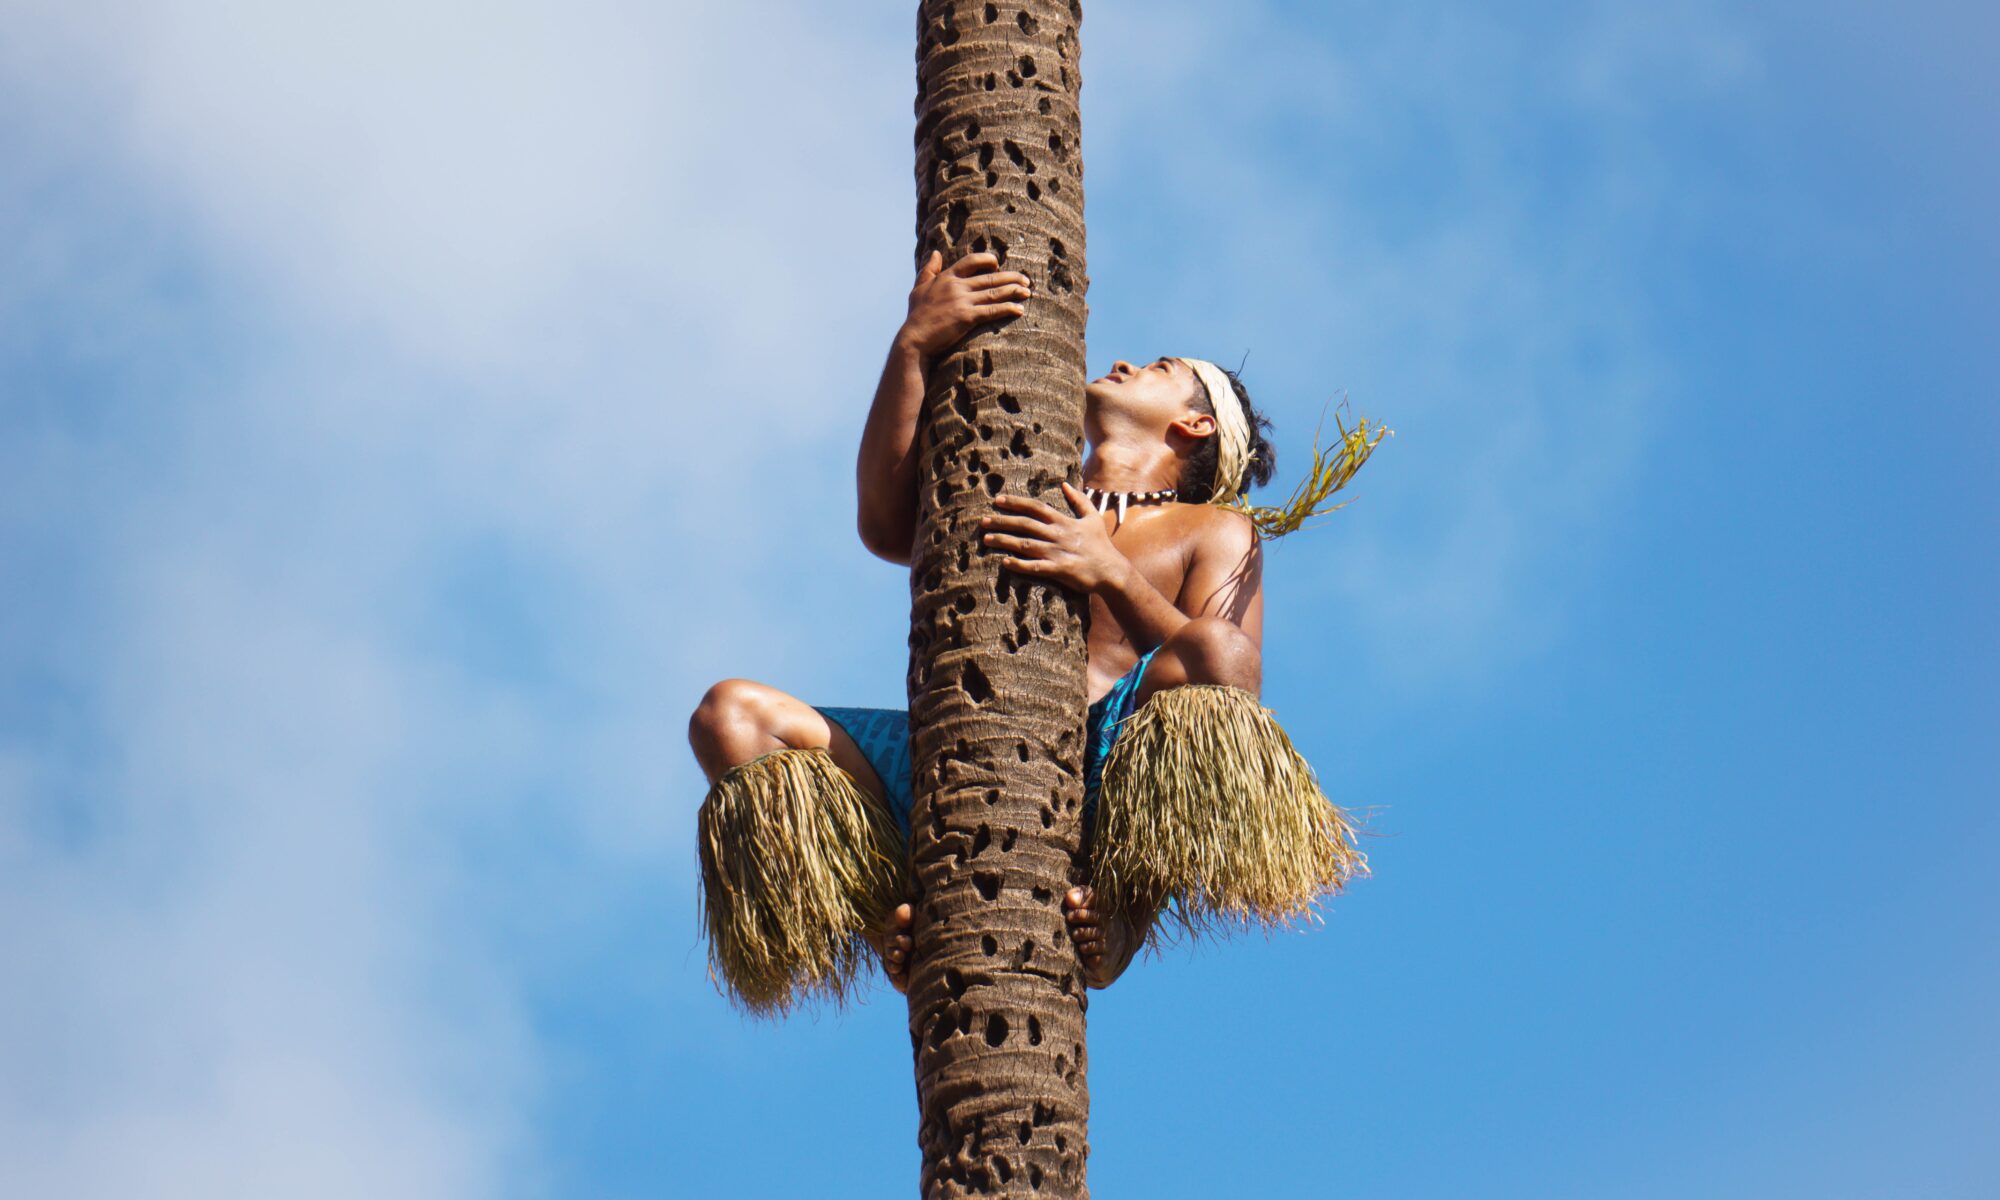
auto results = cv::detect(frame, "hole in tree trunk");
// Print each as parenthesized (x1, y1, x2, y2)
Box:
(961, 661, 993, 705)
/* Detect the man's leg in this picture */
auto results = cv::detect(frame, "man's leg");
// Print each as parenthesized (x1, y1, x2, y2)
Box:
(689, 678, 888, 797)
(1072, 620, 1256, 984)
(687, 679, 916, 993)
(1077, 612, 1356, 968)
(1068, 616, 1266, 986)
(1130, 614, 1262, 705)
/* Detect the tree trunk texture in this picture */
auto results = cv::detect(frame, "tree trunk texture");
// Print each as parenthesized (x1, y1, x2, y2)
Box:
(907, 2, 1091, 1197)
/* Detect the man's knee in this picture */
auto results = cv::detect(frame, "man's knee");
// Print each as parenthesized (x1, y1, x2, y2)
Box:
(1164, 616, 1260, 693)
(689, 678, 775, 751)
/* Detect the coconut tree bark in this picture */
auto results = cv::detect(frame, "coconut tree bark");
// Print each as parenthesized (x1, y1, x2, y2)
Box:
(906, 1, 1092, 1196)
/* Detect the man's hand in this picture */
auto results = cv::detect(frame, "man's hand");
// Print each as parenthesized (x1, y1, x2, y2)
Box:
(979, 482, 1130, 593)
(897, 251, 1032, 358)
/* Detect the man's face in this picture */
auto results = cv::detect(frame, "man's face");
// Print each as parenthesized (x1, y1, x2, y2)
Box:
(1085, 357, 1205, 434)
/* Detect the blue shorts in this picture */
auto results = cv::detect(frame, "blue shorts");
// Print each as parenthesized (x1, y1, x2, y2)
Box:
(814, 647, 1161, 839)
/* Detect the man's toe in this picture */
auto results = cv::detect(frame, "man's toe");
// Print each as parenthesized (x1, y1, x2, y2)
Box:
(878, 906, 916, 993)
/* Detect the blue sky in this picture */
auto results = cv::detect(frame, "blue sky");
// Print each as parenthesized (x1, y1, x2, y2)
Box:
(2, 1, 1993, 1196)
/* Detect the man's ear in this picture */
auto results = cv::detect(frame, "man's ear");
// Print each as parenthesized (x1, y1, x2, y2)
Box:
(1168, 413, 1218, 441)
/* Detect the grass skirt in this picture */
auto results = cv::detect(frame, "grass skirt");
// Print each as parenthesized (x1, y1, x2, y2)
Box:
(1091, 684, 1366, 937)
(697, 746, 911, 1014)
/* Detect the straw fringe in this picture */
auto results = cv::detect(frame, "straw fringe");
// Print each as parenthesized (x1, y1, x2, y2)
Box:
(696, 746, 912, 1016)
(1091, 685, 1366, 938)
(1219, 404, 1391, 540)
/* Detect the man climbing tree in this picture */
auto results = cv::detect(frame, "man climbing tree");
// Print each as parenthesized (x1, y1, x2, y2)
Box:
(686, 2, 1384, 1196)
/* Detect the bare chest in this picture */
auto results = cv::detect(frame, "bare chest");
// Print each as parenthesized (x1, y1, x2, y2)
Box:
(1085, 508, 1198, 694)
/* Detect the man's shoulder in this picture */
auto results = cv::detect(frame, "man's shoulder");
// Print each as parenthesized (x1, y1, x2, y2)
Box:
(1166, 502, 1257, 555)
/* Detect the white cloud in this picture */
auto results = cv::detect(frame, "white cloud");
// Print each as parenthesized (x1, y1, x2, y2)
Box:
(0, 555, 532, 1198)
(2, 2, 918, 1193)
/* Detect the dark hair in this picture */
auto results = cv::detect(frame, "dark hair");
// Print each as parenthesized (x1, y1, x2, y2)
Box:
(1178, 366, 1276, 503)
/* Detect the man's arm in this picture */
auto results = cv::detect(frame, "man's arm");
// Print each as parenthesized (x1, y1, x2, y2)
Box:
(1095, 509, 1264, 653)
(1095, 555, 1192, 656)
(854, 336, 927, 564)
(857, 251, 1031, 565)
(1177, 509, 1264, 644)
(981, 488, 1264, 652)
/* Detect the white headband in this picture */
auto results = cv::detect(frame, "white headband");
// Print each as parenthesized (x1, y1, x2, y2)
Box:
(1175, 358, 1253, 505)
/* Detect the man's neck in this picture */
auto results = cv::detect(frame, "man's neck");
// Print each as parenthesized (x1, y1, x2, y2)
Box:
(1082, 435, 1182, 495)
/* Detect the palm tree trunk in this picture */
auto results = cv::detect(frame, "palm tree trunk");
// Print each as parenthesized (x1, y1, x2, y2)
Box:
(907, 2, 1092, 1196)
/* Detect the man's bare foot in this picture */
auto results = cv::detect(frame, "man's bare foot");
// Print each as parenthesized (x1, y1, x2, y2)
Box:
(1064, 886, 1136, 988)
(874, 903, 914, 993)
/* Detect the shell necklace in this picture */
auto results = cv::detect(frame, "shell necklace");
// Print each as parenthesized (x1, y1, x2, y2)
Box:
(1082, 485, 1178, 522)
